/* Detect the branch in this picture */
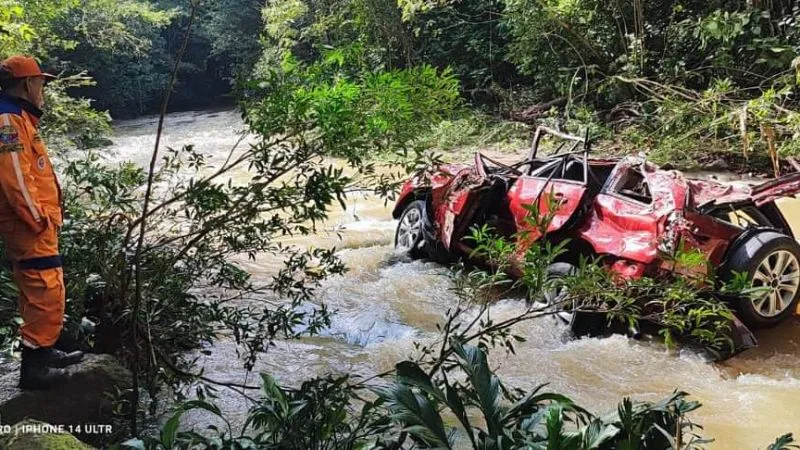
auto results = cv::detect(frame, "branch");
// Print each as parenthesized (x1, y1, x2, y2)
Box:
(154, 347, 261, 396)
(129, 3, 198, 437)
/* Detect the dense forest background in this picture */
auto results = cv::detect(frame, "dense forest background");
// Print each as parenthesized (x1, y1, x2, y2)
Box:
(2, 0, 798, 169)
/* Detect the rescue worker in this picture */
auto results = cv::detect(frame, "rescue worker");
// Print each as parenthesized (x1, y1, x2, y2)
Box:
(0, 55, 83, 389)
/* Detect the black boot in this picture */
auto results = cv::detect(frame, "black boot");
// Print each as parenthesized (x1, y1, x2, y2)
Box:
(53, 331, 83, 353)
(53, 318, 94, 353)
(19, 347, 68, 390)
(52, 331, 89, 358)
(40, 347, 84, 368)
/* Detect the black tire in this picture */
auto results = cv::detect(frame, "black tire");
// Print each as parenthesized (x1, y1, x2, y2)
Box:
(722, 231, 800, 328)
(394, 200, 427, 259)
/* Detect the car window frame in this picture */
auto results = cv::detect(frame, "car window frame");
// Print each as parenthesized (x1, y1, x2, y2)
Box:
(526, 155, 588, 187)
(603, 165, 654, 207)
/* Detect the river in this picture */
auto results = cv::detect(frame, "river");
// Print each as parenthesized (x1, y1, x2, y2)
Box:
(105, 109, 800, 449)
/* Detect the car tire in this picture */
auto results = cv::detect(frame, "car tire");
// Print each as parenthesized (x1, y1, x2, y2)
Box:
(723, 231, 800, 328)
(394, 200, 427, 259)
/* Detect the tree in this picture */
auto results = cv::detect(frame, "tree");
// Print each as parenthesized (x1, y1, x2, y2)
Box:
(49, 42, 460, 432)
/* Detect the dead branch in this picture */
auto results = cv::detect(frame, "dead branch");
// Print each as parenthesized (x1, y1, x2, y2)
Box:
(507, 96, 568, 124)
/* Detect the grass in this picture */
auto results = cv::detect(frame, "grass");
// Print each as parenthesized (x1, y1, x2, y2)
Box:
(389, 104, 787, 177)
(415, 110, 530, 159)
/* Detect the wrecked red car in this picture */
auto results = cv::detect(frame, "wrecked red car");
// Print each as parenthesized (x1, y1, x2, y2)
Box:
(393, 127, 800, 334)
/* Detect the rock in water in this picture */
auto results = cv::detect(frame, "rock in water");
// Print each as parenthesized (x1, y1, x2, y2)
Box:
(707, 157, 730, 170)
(0, 420, 95, 449)
(0, 354, 131, 445)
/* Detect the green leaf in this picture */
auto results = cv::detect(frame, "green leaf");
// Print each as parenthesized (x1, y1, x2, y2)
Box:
(443, 373, 474, 445)
(768, 433, 799, 450)
(451, 340, 504, 437)
(180, 399, 223, 418)
(375, 383, 452, 449)
(160, 413, 181, 449)
(396, 361, 436, 391)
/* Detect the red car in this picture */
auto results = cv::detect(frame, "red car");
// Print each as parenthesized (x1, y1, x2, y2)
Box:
(393, 127, 800, 330)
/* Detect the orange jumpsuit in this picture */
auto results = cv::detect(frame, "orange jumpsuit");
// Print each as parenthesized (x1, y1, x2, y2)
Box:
(0, 93, 64, 349)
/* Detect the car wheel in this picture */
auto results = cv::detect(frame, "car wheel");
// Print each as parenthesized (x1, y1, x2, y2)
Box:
(723, 231, 800, 328)
(394, 200, 427, 259)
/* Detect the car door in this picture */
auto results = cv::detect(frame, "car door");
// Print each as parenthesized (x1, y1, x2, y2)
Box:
(507, 157, 590, 254)
(433, 164, 489, 250)
(577, 161, 678, 266)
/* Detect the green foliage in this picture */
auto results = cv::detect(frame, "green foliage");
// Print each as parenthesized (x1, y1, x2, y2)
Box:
(40, 0, 175, 55)
(462, 200, 743, 357)
(244, 51, 460, 159)
(1, 0, 173, 136)
(416, 111, 529, 154)
(769, 434, 800, 450)
(503, 0, 616, 94)
(7, 0, 176, 60)
(3, 0, 253, 118)
(550, 256, 740, 356)
(408, 0, 513, 93)
(248, 0, 800, 170)
(0, 268, 20, 354)
(605, 74, 800, 172)
(199, 0, 264, 74)
(132, 341, 799, 449)
(258, 0, 411, 72)
(379, 342, 714, 449)
(258, 0, 514, 95)
(42, 74, 112, 151)
(26, 48, 458, 431)
(7, 0, 800, 166)
(123, 374, 392, 449)
(43, 0, 178, 117)
(0, 0, 34, 55)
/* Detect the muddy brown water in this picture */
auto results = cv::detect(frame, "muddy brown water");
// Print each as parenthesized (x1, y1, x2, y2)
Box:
(104, 110, 800, 448)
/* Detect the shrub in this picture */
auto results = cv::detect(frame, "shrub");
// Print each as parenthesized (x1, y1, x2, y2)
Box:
(126, 341, 796, 449)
